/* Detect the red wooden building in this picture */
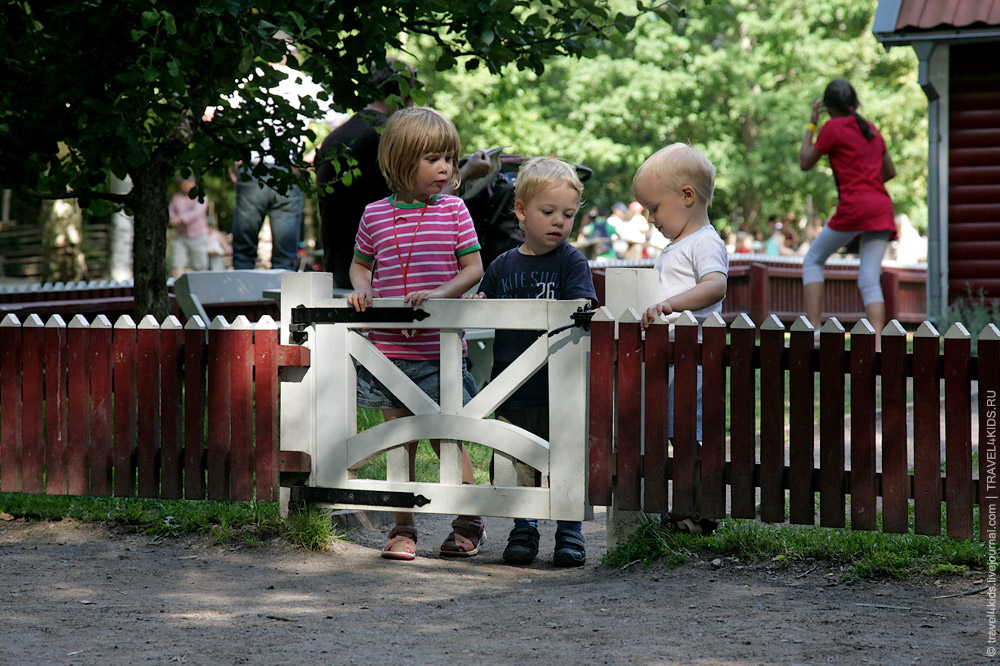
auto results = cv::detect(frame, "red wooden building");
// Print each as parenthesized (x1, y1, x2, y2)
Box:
(874, 0, 1000, 320)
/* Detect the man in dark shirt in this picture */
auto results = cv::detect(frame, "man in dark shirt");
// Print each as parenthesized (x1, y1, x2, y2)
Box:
(315, 61, 413, 287)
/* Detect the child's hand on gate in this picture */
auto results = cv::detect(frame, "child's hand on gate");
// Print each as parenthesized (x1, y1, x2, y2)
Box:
(405, 288, 446, 306)
(348, 285, 377, 312)
(641, 301, 673, 329)
(463, 292, 487, 299)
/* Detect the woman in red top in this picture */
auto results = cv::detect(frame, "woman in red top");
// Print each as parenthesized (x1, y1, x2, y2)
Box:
(799, 78, 897, 345)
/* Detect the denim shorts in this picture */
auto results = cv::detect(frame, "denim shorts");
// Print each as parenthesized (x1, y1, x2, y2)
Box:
(356, 358, 478, 410)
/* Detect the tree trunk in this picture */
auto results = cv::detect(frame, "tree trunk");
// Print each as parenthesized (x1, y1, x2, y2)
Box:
(128, 165, 170, 321)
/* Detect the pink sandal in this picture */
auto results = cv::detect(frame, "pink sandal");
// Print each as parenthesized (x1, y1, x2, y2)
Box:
(439, 516, 485, 558)
(382, 525, 418, 561)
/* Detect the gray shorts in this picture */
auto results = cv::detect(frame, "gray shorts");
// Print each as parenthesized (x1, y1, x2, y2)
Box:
(357, 358, 478, 410)
(171, 234, 209, 271)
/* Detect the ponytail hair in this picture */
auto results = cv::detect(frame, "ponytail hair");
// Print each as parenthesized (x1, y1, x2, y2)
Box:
(823, 78, 874, 141)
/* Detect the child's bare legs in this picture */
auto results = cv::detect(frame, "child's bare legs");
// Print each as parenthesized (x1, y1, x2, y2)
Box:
(381, 408, 482, 558)
(382, 409, 418, 560)
(865, 301, 886, 351)
(429, 440, 475, 485)
(804, 280, 824, 332)
(433, 438, 483, 556)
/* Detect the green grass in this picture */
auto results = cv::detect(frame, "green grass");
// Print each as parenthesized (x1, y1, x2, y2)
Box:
(0, 406, 496, 552)
(0, 491, 354, 551)
(604, 511, 989, 581)
(0, 492, 285, 544)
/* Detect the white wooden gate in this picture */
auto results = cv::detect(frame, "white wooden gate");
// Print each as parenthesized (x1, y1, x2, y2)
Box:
(278, 272, 593, 520)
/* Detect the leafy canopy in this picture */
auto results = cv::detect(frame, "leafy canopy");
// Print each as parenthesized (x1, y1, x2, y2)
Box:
(0, 1, 679, 205)
(0, 0, 679, 318)
(418, 0, 925, 235)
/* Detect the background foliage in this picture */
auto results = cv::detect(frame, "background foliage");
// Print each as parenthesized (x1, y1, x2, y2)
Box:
(0, 1, 927, 295)
(413, 0, 926, 238)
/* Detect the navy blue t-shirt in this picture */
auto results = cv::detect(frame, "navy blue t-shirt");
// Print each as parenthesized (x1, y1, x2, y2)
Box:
(479, 242, 598, 408)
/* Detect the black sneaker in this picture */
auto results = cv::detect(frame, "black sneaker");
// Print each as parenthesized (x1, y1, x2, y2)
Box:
(502, 524, 540, 565)
(552, 526, 586, 567)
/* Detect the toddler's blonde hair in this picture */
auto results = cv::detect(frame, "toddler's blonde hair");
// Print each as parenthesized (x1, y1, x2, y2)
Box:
(514, 157, 584, 229)
(515, 156, 583, 205)
(377, 107, 461, 194)
(633, 142, 716, 207)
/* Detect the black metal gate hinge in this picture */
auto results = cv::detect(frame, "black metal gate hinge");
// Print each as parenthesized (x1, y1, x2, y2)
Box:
(288, 486, 431, 508)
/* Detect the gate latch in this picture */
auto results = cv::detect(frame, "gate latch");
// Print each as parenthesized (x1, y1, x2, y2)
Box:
(547, 305, 595, 337)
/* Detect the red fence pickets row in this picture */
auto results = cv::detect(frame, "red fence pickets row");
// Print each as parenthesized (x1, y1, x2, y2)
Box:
(0, 313, 309, 502)
(587, 312, 993, 540)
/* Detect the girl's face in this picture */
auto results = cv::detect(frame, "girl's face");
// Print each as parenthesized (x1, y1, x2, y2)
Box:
(402, 151, 454, 202)
(633, 173, 697, 242)
(515, 182, 579, 256)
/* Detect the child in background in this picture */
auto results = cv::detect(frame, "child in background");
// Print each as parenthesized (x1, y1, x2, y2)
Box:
(635, 143, 728, 532)
(473, 157, 597, 567)
(168, 178, 210, 279)
(347, 107, 485, 561)
(205, 218, 232, 271)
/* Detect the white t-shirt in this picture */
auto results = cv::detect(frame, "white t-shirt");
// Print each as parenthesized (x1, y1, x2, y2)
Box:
(652, 224, 729, 324)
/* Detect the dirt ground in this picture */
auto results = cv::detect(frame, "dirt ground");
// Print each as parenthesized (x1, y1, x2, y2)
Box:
(0, 509, 990, 666)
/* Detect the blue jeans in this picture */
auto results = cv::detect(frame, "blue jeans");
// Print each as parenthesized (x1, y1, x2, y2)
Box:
(232, 175, 303, 270)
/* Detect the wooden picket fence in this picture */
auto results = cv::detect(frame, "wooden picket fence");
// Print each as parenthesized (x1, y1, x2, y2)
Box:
(0, 304, 994, 542)
(587, 310, 997, 541)
(0, 313, 310, 502)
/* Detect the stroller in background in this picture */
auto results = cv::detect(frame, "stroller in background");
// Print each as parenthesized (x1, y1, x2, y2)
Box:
(460, 148, 593, 270)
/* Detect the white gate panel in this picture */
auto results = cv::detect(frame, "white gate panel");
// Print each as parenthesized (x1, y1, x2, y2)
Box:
(279, 272, 591, 520)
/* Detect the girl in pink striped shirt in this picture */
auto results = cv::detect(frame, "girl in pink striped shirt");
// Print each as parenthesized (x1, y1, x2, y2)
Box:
(347, 106, 485, 561)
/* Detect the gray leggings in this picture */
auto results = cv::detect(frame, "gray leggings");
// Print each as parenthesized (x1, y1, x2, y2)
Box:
(802, 228, 892, 305)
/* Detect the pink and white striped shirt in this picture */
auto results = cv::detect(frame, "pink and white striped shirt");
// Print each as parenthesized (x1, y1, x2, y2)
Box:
(354, 193, 481, 360)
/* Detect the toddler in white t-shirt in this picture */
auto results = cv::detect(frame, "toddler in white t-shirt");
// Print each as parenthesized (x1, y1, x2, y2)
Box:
(634, 143, 729, 533)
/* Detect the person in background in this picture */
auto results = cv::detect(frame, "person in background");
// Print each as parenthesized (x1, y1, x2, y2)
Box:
(765, 222, 795, 257)
(473, 157, 598, 567)
(205, 218, 232, 271)
(168, 178, 209, 279)
(734, 230, 754, 254)
(575, 205, 618, 262)
(316, 60, 416, 287)
(346, 106, 485, 561)
(606, 202, 631, 258)
(230, 36, 346, 271)
(800, 78, 896, 347)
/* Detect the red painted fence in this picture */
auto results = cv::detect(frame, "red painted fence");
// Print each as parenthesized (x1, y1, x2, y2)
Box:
(587, 311, 997, 541)
(1, 304, 992, 542)
(0, 313, 310, 502)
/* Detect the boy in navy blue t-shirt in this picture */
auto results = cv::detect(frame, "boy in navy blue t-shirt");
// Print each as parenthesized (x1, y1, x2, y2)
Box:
(474, 157, 597, 566)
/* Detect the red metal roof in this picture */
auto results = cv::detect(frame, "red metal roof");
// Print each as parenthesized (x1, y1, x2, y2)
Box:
(896, 0, 1000, 31)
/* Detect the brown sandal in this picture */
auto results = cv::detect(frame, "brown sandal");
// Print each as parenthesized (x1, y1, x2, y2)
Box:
(382, 525, 418, 561)
(439, 516, 485, 558)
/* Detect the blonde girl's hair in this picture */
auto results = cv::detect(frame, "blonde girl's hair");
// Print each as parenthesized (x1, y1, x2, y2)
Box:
(377, 106, 461, 195)
(633, 142, 716, 207)
(514, 156, 584, 208)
